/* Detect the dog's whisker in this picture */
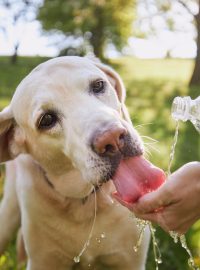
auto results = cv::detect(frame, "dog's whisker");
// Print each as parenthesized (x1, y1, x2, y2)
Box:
(144, 139, 158, 143)
(134, 123, 153, 129)
(73, 186, 97, 264)
(141, 135, 158, 143)
(144, 148, 152, 159)
(145, 143, 160, 154)
(143, 141, 158, 146)
(144, 142, 157, 158)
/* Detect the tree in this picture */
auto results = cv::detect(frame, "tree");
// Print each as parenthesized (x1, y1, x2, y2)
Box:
(37, 0, 135, 59)
(0, 0, 40, 64)
(136, 0, 200, 86)
(178, 0, 200, 86)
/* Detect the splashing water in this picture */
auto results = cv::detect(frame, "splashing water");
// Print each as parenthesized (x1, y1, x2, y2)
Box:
(133, 120, 198, 270)
(168, 233, 199, 270)
(133, 219, 148, 252)
(73, 187, 97, 264)
(133, 218, 162, 269)
(180, 235, 199, 270)
(167, 120, 179, 176)
(149, 223, 162, 270)
(167, 121, 199, 270)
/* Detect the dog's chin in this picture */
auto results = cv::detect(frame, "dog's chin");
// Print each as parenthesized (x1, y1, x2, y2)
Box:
(99, 154, 121, 184)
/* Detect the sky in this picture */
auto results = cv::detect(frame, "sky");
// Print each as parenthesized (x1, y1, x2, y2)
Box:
(0, 20, 59, 57)
(0, 1, 197, 59)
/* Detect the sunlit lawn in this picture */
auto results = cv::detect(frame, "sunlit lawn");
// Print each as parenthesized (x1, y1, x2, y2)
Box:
(0, 56, 199, 269)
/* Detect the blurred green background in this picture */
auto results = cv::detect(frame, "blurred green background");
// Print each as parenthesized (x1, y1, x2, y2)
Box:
(1, 0, 200, 269)
(0, 56, 199, 269)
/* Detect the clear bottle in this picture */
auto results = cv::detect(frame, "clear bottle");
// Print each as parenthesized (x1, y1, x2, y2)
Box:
(171, 96, 200, 133)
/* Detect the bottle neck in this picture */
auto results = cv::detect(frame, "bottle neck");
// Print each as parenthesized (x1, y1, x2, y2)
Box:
(171, 96, 191, 122)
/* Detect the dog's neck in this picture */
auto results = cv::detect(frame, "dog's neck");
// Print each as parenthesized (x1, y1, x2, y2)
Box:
(27, 156, 116, 222)
(29, 152, 93, 200)
(44, 169, 94, 199)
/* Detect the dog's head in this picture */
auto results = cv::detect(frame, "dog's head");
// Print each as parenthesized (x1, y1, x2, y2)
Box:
(0, 56, 143, 198)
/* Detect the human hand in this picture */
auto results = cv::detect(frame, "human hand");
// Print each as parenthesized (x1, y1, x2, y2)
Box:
(130, 162, 200, 234)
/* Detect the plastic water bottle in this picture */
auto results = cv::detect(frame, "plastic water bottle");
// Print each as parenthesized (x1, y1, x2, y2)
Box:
(171, 96, 200, 133)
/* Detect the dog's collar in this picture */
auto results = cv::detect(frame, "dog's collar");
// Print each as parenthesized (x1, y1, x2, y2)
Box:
(35, 162, 55, 189)
(43, 172, 54, 189)
(36, 161, 100, 203)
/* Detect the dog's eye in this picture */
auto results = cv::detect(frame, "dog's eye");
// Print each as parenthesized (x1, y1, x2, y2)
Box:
(38, 112, 58, 130)
(91, 80, 105, 94)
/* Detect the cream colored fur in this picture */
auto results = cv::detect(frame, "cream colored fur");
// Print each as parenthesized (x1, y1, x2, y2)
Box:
(0, 56, 150, 270)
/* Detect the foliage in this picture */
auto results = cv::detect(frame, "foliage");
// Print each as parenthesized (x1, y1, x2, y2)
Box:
(0, 56, 200, 269)
(37, 0, 135, 59)
(135, 0, 200, 86)
(135, 0, 197, 39)
(0, 249, 25, 270)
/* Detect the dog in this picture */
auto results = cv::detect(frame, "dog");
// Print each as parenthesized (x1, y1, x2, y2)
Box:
(0, 56, 150, 270)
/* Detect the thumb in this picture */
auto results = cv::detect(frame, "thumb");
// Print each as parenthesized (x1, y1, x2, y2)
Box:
(132, 182, 173, 214)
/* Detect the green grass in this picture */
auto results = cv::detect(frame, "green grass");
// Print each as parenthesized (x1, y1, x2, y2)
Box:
(0, 55, 200, 269)
(0, 56, 49, 105)
(112, 57, 194, 82)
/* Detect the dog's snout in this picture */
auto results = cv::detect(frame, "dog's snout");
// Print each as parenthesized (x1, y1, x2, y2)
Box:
(92, 127, 127, 156)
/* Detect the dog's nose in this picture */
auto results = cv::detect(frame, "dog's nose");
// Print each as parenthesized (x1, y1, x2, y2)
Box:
(92, 126, 127, 155)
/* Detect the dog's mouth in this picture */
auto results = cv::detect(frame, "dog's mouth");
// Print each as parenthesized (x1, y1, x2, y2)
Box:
(97, 132, 143, 183)
(111, 156, 166, 204)
(96, 133, 166, 204)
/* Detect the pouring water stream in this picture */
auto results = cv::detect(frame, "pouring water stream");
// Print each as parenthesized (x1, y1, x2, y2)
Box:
(134, 120, 199, 270)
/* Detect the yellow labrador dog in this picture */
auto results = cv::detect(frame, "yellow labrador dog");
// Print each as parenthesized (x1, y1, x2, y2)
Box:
(0, 57, 150, 270)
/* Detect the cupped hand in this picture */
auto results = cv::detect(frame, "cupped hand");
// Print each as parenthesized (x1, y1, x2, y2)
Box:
(123, 162, 200, 234)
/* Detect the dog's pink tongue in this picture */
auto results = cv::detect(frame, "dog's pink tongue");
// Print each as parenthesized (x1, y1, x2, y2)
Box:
(112, 156, 166, 203)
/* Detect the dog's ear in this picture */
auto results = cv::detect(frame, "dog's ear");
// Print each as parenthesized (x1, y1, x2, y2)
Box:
(94, 62, 132, 124)
(0, 106, 24, 163)
(0, 106, 14, 162)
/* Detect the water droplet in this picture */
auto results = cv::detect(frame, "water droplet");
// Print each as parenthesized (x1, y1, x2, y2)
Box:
(156, 258, 162, 264)
(177, 234, 199, 270)
(169, 231, 179, 243)
(96, 237, 101, 243)
(174, 237, 178, 243)
(188, 258, 195, 267)
(101, 232, 106, 239)
(74, 256, 80, 263)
